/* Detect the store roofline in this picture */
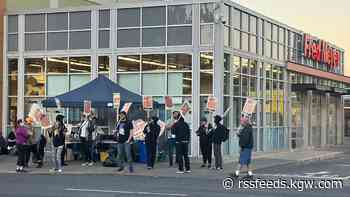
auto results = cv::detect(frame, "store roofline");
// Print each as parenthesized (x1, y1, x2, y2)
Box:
(287, 62, 350, 84)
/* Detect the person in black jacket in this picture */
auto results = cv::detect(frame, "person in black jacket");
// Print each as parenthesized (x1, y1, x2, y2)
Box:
(196, 117, 213, 168)
(115, 111, 134, 173)
(234, 115, 254, 178)
(212, 115, 227, 170)
(143, 116, 161, 169)
(50, 115, 66, 173)
(172, 111, 191, 174)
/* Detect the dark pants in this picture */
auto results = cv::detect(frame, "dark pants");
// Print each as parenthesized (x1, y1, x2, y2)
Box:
(25, 144, 38, 165)
(16, 144, 26, 167)
(145, 141, 157, 168)
(167, 139, 176, 166)
(213, 143, 223, 169)
(37, 144, 45, 166)
(200, 140, 212, 165)
(80, 137, 92, 162)
(176, 142, 190, 171)
(61, 146, 66, 165)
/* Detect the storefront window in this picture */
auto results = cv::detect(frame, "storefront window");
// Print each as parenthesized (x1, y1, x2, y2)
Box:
(69, 56, 91, 73)
(117, 55, 140, 72)
(167, 5, 192, 25)
(142, 73, 165, 95)
(167, 26, 192, 46)
(142, 28, 166, 47)
(24, 75, 45, 96)
(47, 57, 68, 74)
(117, 29, 140, 48)
(25, 58, 45, 74)
(118, 8, 140, 27)
(142, 54, 166, 72)
(47, 75, 69, 96)
(142, 7, 166, 26)
(117, 73, 140, 94)
(200, 24, 213, 45)
(200, 52, 213, 95)
(168, 73, 192, 95)
(167, 53, 192, 71)
(200, 3, 214, 23)
(98, 56, 110, 73)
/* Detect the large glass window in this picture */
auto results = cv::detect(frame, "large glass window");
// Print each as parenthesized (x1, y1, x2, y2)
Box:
(142, 54, 166, 72)
(168, 73, 192, 95)
(25, 14, 45, 32)
(200, 3, 214, 23)
(25, 33, 45, 51)
(25, 75, 45, 96)
(167, 26, 192, 46)
(117, 74, 140, 94)
(117, 29, 140, 48)
(8, 15, 18, 51)
(142, 28, 166, 47)
(99, 10, 110, 28)
(168, 5, 192, 25)
(142, 7, 166, 26)
(69, 11, 91, 30)
(167, 53, 192, 71)
(69, 56, 91, 73)
(142, 73, 165, 95)
(47, 57, 68, 74)
(69, 31, 91, 49)
(48, 13, 68, 31)
(200, 24, 213, 45)
(47, 75, 69, 96)
(200, 52, 213, 94)
(117, 55, 140, 72)
(98, 56, 110, 73)
(8, 76, 18, 96)
(25, 58, 45, 74)
(118, 8, 140, 27)
(48, 32, 68, 50)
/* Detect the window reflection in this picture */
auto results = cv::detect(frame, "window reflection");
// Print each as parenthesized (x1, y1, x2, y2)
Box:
(168, 72, 192, 95)
(117, 55, 140, 72)
(69, 56, 91, 73)
(168, 5, 192, 25)
(25, 75, 45, 96)
(167, 53, 192, 71)
(47, 57, 68, 74)
(25, 58, 45, 74)
(8, 76, 18, 96)
(200, 3, 214, 23)
(98, 56, 110, 73)
(142, 54, 166, 72)
(8, 59, 18, 75)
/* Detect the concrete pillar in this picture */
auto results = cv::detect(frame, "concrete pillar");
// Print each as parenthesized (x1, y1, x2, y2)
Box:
(191, 3, 200, 157)
(303, 90, 312, 148)
(213, 2, 224, 116)
(337, 96, 344, 145)
(320, 93, 329, 147)
(17, 15, 25, 120)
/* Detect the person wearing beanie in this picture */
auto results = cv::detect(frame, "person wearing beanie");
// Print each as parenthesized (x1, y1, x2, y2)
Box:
(15, 119, 29, 172)
(143, 116, 161, 169)
(212, 115, 228, 170)
(196, 117, 213, 168)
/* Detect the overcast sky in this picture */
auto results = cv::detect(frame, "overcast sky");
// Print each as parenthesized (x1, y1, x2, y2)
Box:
(233, 0, 350, 76)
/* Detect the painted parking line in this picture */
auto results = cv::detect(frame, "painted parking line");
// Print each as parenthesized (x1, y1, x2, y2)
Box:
(65, 188, 189, 197)
(254, 173, 348, 180)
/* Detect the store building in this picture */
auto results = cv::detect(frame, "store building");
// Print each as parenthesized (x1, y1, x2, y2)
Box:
(2, 0, 349, 156)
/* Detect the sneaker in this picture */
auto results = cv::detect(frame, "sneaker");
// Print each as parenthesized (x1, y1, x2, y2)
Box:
(185, 170, 191, 173)
(88, 162, 94, 166)
(57, 169, 63, 173)
(147, 166, 152, 170)
(16, 168, 20, 173)
(49, 168, 57, 173)
(117, 167, 124, 172)
(200, 164, 206, 168)
(176, 171, 185, 174)
(207, 164, 211, 169)
(81, 162, 88, 167)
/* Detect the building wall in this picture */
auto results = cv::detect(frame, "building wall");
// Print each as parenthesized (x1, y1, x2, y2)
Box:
(0, 0, 5, 134)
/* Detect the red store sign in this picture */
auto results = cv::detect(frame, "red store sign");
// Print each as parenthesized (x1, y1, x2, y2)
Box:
(304, 34, 340, 69)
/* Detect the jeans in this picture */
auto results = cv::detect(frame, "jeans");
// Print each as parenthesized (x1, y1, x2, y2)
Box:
(117, 143, 132, 168)
(167, 138, 176, 166)
(16, 144, 26, 167)
(213, 143, 223, 169)
(52, 145, 63, 170)
(176, 142, 190, 171)
(80, 137, 92, 162)
(145, 141, 157, 168)
(90, 142, 97, 162)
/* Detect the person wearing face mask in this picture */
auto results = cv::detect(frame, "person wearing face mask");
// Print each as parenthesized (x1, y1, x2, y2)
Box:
(172, 111, 191, 174)
(212, 115, 228, 170)
(233, 115, 254, 179)
(143, 116, 161, 169)
(115, 111, 134, 173)
(15, 119, 29, 172)
(196, 117, 213, 169)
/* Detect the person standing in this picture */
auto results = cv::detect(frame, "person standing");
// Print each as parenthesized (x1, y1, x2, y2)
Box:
(79, 115, 92, 166)
(88, 115, 98, 166)
(165, 118, 176, 167)
(36, 133, 47, 168)
(115, 111, 134, 173)
(196, 117, 213, 169)
(15, 119, 29, 172)
(143, 116, 161, 169)
(212, 115, 228, 170)
(233, 116, 254, 178)
(25, 117, 38, 167)
(172, 111, 191, 174)
(50, 115, 66, 173)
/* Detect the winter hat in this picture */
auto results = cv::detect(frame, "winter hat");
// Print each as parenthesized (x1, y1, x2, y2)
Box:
(214, 115, 222, 124)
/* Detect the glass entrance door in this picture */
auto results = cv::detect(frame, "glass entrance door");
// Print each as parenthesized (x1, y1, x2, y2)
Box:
(311, 93, 322, 147)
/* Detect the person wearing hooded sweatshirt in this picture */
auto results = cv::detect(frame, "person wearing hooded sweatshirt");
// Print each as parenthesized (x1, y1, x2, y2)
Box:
(49, 115, 66, 173)
(143, 116, 161, 169)
(196, 117, 213, 168)
(15, 119, 29, 172)
(233, 115, 254, 178)
(172, 111, 191, 174)
(115, 111, 134, 173)
(212, 115, 228, 170)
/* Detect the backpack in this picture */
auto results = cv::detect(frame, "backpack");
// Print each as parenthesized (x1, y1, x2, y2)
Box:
(222, 127, 230, 142)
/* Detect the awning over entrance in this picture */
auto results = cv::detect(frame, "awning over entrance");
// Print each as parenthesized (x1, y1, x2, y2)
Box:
(291, 83, 349, 95)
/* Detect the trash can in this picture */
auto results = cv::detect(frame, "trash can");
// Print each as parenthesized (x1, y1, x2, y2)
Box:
(135, 140, 147, 163)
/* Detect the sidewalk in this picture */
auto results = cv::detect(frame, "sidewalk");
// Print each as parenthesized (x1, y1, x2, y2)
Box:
(0, 149, 343, 179)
